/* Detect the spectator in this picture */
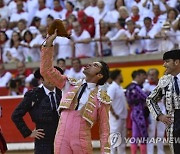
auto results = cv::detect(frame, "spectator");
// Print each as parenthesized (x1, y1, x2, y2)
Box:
(160, 0, 177, 11)
(84, 0, 99, 19)
(7, 78, 21, 95)
(0, 31, 10, 62)
(142, 0, 155, 17)
(30, 16, 41, 30)
(71, 21, 92, 58)
(8, 0, 27, 17)
(77, 10, 95, 37)
(104, 0, 125, 28)
(119, 6, 129, 20)
(103, 0, 116, 11)
(0, 0, 9, 20)
(96, 0, 107, 22)
(165, 8, 179, 26)
(0, 18, 13, 38)
(50, 0, 66, 20)
(155, 21, 175, 52)
(9, 0, 29, 28)
(20, 30, 40, 62)
(130, 5, 144, 28)
(66, 14, 77, 31)
(14, 61, 32, 94)
(26, 0, 38, 26)
(29, 26, 47, 50)
(46, 15, 54, 28)
(68, 58, 85, 80)
(94, 20, 113, 56)
(138, 17, 161, 53)
(74, 0, 87, 11)
(65, 1, 77, 19)
(151, 5, 166, 28)
(14, 19, 27, 37)
(0, 63, 12, 87)
(56, 58, 70, 75)
(172, 15, 180, 48)
(176, 0, 180, 13)
(34, 0, 51, 26)
(15, 61, 32, 79)
(126, 19, 143, 55)
(108, 18, 129, 56)
(3, 31, 24, 63)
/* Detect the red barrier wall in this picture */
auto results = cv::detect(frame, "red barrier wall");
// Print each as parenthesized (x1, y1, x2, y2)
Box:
(0, 96, 99, 143)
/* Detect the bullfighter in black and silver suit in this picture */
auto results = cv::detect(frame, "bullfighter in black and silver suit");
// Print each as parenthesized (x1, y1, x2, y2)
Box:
(147, 50, 180, 154)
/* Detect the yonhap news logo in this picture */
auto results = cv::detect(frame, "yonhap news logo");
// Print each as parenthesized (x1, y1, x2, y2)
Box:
(109, 132, 122, 148)
(109, 132, 180, 147)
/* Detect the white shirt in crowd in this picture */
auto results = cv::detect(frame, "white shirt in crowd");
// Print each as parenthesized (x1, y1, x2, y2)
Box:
(3, 46, 25, 63)
(126, 28, 143, 54)
(84, 5, 99, 20)
(138, 25, 161, 52)
(71, 30, 93, 57)
(103, 0, 116, 11)
(21, 40, 40, 62)
(157, 29, 175, 53)
(8, 1, 27, 16)
(34, 7, 51, 26)
(50, 8, 67, 20)
(54, 37, 73, 59)
(10, 11, 29, 23)
(109, 29, 129, 56)
(0, 4, 9, 20)
(0, 72, 12, 87)
(67, 67, 85, 80)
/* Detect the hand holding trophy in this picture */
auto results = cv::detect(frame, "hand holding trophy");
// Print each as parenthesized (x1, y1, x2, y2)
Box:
(45, 19, 71, 47)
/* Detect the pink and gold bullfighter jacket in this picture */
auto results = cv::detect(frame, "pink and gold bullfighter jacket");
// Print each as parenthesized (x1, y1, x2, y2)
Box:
(40, 47, 111, 154)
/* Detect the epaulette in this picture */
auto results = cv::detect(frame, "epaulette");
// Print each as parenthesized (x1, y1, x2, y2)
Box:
(97, 89, 112, 104)
(67, 77, 82, 85)
(158, 74, 172, 88)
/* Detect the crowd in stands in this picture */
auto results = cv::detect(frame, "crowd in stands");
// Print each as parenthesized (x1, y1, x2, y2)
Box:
(0, 0, 180, 63)
(0, 0, 180, 95)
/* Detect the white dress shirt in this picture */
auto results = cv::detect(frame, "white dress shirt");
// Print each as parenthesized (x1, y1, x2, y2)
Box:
(43, 86, 57, 110)
(77, 82, 97, 110)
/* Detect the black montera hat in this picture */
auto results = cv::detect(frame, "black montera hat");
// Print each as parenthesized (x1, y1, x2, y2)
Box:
(34, 66, 64, 79)
(163, 50, 180, 60)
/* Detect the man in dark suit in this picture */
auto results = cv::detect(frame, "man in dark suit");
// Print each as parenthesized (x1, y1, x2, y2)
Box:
(11, 66, 63, 154)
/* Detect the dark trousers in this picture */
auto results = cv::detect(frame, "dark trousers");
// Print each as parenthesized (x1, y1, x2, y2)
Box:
(173, 109, 180, 154)
(35, 140, 54, 154)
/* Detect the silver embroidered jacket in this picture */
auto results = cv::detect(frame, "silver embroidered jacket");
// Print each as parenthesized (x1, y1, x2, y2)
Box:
(146, 74, 180, 154)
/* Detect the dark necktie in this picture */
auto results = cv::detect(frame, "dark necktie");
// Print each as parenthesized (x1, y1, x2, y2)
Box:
(174, 76, 179, 95)
(75, 83, 88, 110)
(49, 92, 56, 111)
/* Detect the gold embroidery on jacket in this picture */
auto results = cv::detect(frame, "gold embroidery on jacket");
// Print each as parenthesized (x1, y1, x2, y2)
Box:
(81, 88, 98, 127)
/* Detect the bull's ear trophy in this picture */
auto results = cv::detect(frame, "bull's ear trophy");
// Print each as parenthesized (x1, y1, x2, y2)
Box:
(48, 19, 71, 39)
